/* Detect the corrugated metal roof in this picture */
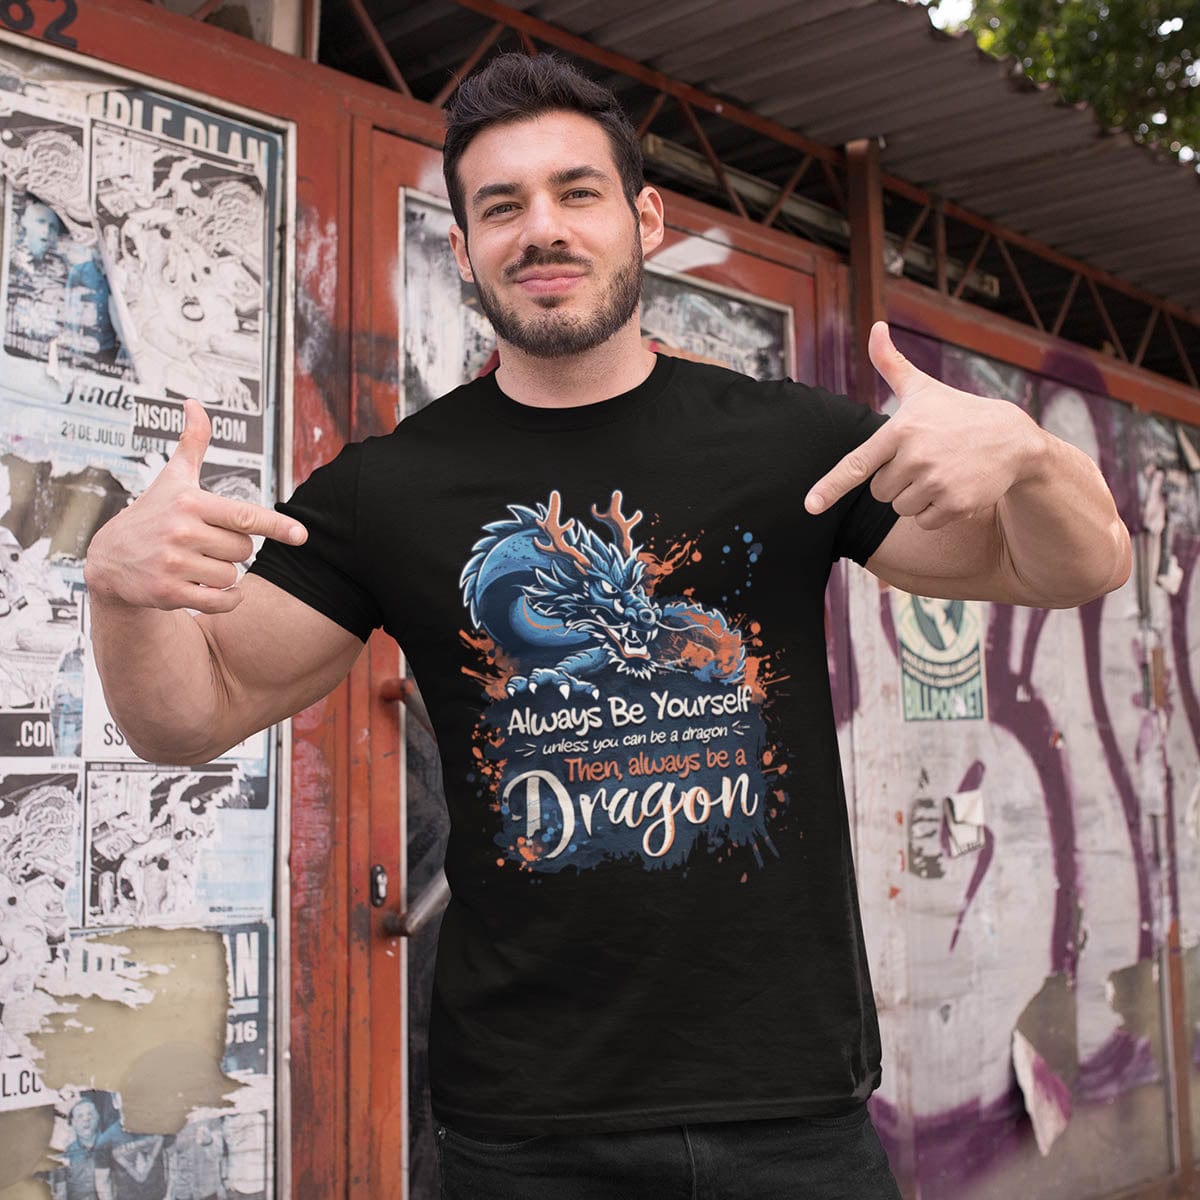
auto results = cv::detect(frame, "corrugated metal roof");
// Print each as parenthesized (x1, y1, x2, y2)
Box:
(324, 0, 1200, 318)
(541, 0, 1198, 309)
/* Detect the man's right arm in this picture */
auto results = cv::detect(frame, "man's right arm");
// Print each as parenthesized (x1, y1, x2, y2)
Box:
(84, 399, 363, 765)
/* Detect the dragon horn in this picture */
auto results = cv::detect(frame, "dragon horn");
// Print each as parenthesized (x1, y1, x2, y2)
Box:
(533, 490, 590, 574)
(591, 490, 643, 557)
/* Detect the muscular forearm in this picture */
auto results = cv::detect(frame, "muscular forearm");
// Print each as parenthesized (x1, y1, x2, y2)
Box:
(996, 427, 1131, 608)
(87, 591, 235, 764)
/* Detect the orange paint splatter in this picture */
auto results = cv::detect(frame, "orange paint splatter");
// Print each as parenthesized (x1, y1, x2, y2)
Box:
(459, 629, 519, 699)
(639, 535, 701, 590)
(889, 886, 902, 900)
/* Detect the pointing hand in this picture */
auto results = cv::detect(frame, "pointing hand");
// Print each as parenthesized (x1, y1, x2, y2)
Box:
(84, 399, 307, 614)
(804, 322, 1043, 531)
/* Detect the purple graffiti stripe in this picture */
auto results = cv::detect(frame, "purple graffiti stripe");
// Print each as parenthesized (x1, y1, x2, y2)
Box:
(949, 827, 994, 953)
(958, 760, 985, 793)
(1076, 1028, 1161, 1103)
(1079, 600, 1154, 960)
(872, 1089, 1028, 1198)
(1029, 1047, 1073, 1125)
(987, 605, 1080, 979)
(878, 587, 899, 661)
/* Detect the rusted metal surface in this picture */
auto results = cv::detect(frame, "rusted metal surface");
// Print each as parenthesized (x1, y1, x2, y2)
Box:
(887, 277, 1199, 426)
(846, 137, 884, 409)
(316, 0, 1200, 390)
(344, 0, 411, 95)
(346, 0, 1200, 323)
(678, 96, 749, 220)
(432, 19, 502, 106)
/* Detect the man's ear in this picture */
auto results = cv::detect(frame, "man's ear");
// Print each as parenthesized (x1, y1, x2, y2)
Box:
(636, 186, 665, 257)
(449, 223, 474, 283)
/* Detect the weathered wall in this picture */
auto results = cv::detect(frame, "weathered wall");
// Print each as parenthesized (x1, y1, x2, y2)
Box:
(848, 327, 1198, 1198)
(0, 38, 282, 1200)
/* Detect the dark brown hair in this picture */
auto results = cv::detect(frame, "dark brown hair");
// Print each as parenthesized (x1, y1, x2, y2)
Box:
(443, 52, 644, 232)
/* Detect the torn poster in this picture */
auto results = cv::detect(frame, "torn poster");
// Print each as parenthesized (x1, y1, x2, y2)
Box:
(0, 95, 139, 451)
(894, 590, 987, 722)
(1012, 1026, 1073, 1155)
(943, 788, 985, 856)
(89, 94, 274, 457)
(0, 765, 82, 1011)
(220, 919, 272, 1079)
(84, 762, 272, 927)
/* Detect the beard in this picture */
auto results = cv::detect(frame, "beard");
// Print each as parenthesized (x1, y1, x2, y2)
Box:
(473, 231, 643, 359)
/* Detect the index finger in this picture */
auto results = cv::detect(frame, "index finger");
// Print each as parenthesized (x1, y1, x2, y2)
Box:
(197, 491, 308, 545)
(804, 422, 898, 514)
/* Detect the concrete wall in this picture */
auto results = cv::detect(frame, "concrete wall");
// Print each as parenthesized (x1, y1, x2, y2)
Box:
(845, 327, 1199, 1198)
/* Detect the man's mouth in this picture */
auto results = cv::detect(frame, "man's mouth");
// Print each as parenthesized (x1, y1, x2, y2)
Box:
(514, 271, 586, 297)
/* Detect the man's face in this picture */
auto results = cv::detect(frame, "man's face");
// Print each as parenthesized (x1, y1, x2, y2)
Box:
(70, 1100, 100, 1141)
(20, 204, 60, 259)
(449, 111, 663, 358)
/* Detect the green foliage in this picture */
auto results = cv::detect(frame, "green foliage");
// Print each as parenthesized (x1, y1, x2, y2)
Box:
(959, 0, 1200, 160)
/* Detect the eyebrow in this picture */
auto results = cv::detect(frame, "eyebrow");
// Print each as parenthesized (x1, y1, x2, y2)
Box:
(471, 165, 614, 209)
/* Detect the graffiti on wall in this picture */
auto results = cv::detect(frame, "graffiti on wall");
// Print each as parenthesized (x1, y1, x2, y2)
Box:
(0, 42, 284, 1198)
(842, 329, 1196, 1200)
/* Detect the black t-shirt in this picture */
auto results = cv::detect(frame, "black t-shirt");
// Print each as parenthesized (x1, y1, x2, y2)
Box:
(251, 355, 899, 1135)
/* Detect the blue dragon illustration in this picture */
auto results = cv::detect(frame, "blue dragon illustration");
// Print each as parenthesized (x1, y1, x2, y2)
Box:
(460, 490, 745, 698)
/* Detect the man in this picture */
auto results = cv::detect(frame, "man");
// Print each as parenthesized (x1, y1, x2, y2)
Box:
(6, 198, 69, 356)
(84, 53, 1129, 1200)
(50, 1094, 110, 1200)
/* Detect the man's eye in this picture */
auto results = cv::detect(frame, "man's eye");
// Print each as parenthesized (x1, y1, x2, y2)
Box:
(484, 203, 515, 218)
(565, 190, 596, 200)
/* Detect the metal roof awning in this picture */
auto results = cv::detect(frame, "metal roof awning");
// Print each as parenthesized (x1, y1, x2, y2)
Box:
(319, 0, 1200, 382)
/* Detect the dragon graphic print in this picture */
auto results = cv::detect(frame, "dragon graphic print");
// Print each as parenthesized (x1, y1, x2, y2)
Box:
(460, 489, 789, 875)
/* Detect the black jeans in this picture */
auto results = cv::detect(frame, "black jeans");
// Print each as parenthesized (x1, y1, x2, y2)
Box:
(435, 1105, 903, 1199)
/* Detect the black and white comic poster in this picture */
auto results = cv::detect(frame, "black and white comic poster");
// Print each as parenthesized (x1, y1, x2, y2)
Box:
(0, 96, 141, 451)
(84, 762, 272, 927)
(0, 765, 81, 1112)
(220, 919, 271, 1078)
(88, 86, 279, 460)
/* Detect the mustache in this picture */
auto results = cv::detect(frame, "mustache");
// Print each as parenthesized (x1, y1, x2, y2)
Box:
(503, 247, 591, 280)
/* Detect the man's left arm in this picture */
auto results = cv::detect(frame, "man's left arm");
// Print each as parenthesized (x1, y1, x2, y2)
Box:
(805, 322, 1132, 608)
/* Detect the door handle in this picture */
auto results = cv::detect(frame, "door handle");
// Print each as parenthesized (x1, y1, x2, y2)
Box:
(380, 675, 435, 737)
(379, 871, 451, 939)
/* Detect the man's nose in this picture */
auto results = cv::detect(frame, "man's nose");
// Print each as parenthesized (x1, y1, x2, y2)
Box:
(520, 193, 569, 248)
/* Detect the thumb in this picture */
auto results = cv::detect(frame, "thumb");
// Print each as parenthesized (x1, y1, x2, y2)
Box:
(169, 399, 211, 480)
(868, 321, 921, 398)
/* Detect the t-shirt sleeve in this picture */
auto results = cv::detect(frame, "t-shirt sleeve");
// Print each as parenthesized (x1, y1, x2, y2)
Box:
(810, 386, 901, 566)
(248, 442, 382, 641)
